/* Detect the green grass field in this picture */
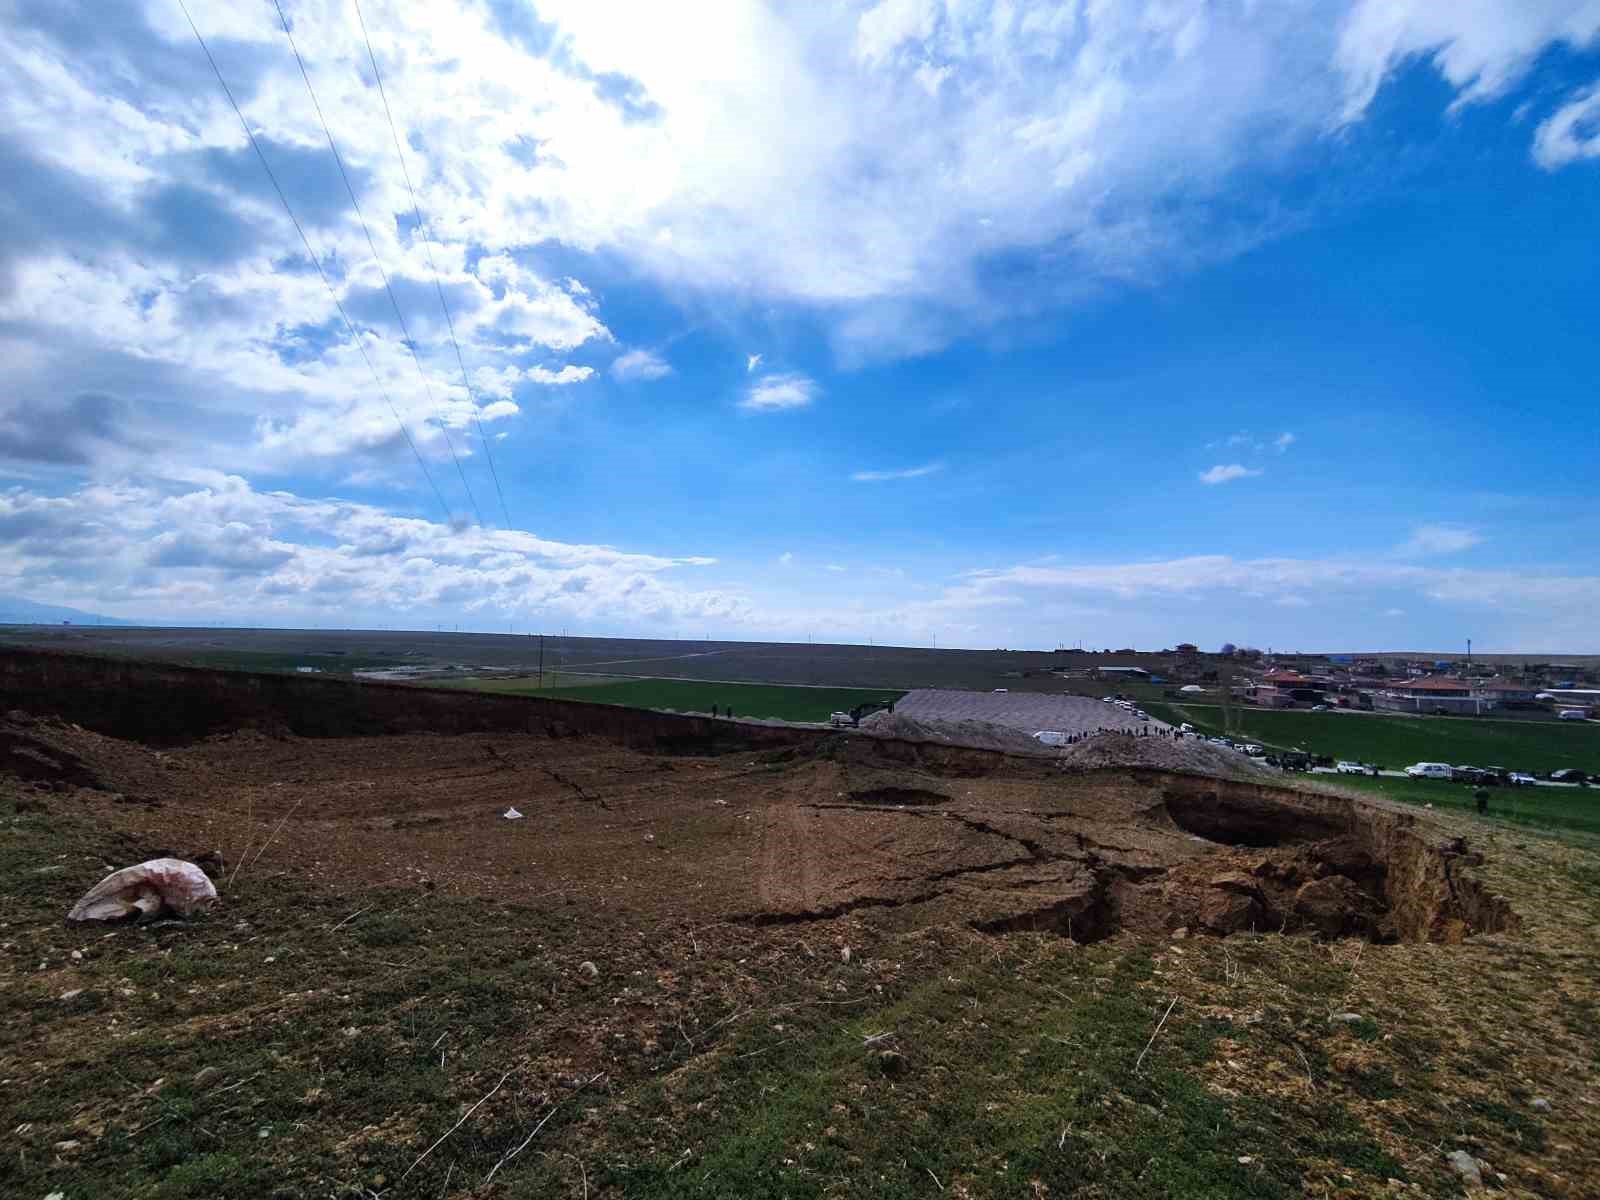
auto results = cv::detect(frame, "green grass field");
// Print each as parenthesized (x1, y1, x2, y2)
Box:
(1146, 702, 1599, 775)
(444, 675, 906, 723)
(1309, 771, 1600, 838)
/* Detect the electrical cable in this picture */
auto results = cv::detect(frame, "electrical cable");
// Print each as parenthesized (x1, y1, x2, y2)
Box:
(176, 0, 452, 524)
(351, 0, 514, 530)
(271, 0, 484, 527)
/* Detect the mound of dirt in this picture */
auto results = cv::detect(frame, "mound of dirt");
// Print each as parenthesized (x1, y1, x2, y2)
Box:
(1055, 731, 1277, 779)
(856, 710, 1051, 755)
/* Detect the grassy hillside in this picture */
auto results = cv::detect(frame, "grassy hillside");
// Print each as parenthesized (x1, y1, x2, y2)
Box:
(1316, 772, 1600, 838)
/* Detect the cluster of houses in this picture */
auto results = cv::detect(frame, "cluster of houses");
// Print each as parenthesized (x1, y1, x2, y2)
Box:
(1237, 658, 1599, 719)
(1045, 645, 1595, 720)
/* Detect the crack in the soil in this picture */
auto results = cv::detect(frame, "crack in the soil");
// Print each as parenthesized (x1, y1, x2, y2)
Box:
(730, 888, 952, 926)
(542, 766, 611, 811)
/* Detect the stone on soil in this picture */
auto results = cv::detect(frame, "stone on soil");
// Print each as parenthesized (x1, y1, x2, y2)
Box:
(1446, 1149, 1483, 1185)
(1293, 875, 1374, 936)
(1197, 887, 1261, 933)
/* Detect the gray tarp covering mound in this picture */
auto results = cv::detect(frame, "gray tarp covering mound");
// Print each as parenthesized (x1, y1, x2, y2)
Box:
(67, 857, 218, 923)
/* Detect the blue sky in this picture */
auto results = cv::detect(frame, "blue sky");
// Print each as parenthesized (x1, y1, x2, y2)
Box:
(1, 0, 1598, 651)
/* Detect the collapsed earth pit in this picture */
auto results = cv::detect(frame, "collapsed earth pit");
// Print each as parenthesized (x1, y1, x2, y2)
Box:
(0, 691, 1515, 951)
(751, 763, 1517, 946)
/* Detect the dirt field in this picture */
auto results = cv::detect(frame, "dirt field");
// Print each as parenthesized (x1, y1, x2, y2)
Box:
(4, 708, 1599, 1199)
(887, 689, 1166, 736)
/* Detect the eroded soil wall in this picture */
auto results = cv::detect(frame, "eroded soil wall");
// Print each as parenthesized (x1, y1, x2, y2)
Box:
(1154, 773, 1518, 941)
(0, 647, 826, 755)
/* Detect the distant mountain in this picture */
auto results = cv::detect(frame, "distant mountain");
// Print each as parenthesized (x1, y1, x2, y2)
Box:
(0, 595, 134, 626)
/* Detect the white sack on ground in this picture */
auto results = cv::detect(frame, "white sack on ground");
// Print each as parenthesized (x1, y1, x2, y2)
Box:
(67, 858, 219, 923)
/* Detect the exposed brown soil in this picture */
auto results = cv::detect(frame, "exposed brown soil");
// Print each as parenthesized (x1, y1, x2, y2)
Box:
(2, 711, 1512, 947)
(10, 698, 1596, 1200)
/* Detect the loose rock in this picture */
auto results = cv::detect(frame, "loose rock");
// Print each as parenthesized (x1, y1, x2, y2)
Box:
(1446, 1149, 1483, 1186)
(578, 960, 599, 980)
(1294, 876, 1376, 937)
(1531, 1097, 1552, 1112)
(1197, 888, 1261, 934)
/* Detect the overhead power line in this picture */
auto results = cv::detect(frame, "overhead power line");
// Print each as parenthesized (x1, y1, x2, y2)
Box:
(176, 0, 451, 524)
(352, 0, 513, 531)
(270, 0, 485, 528)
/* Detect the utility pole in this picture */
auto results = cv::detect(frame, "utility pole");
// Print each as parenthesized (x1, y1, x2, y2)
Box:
(538, 634, 544, 688)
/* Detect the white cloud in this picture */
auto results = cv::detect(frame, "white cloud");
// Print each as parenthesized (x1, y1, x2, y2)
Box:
(1, 0, 1593, 407)
(610, 348, 673, 382)
(855, 0, 939, 68)
(778, 551, 793, 566)
(825, 563, 847, 573)
(851, 462, 944, 482)
(0, 477, 741, 628)
(1532, 83, 1600, 168)
(1335, 1, 1600, 122)
(1394, 523, 1484, 557)
(746, 353, 763, 373)
(526, 365, 596, 386)
(473, 364, 594, 399)
(1274, 432, 1297, 452)
(1199, 463, 1263, 485)
(1384, 607, 1406, 617)
(741, 372, 818, 412)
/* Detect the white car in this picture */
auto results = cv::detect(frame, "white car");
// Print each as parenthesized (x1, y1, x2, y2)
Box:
(1243, 744, 1265, 756)
(1336, 760, 1374, 776)
(1179, 723, 1195, 733)
(1101, 696, 1114, 703)
(1406, 762, 1453, 780)
(828, 711, 853, 727)
(1557, 709, 1588, 721)
(1033, 730, 1069, 747)
(1508, 772, 1537, 787)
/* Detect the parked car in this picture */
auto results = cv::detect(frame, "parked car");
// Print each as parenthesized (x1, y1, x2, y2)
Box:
(1557, 708, 1588, 721)
(1032, 730, 1068, 747)
(1406, 762, 1453, 780)
(1243, 743, 1265, 756)
(828, 711, 853, 727)
(1311, 704, 1329, 711)
(1179, 722, 1195, 733)
(1336, 760, 1377, 776)
(1549, 769, 1589, 784)
(1508, 773, 1537, 787)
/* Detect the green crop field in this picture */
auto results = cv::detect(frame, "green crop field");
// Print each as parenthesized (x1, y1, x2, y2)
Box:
(445, 675, 905, 723)
(1311, 772, 1600, 839)
(1146, 703, 1599, 775)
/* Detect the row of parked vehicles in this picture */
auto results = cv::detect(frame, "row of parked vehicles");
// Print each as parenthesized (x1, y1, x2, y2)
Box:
(1403, 762, 1588, 786)
(1101, 697, 1152, 722)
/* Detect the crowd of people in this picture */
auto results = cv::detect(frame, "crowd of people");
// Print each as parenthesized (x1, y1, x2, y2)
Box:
(1058, 723, 1191, 744)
